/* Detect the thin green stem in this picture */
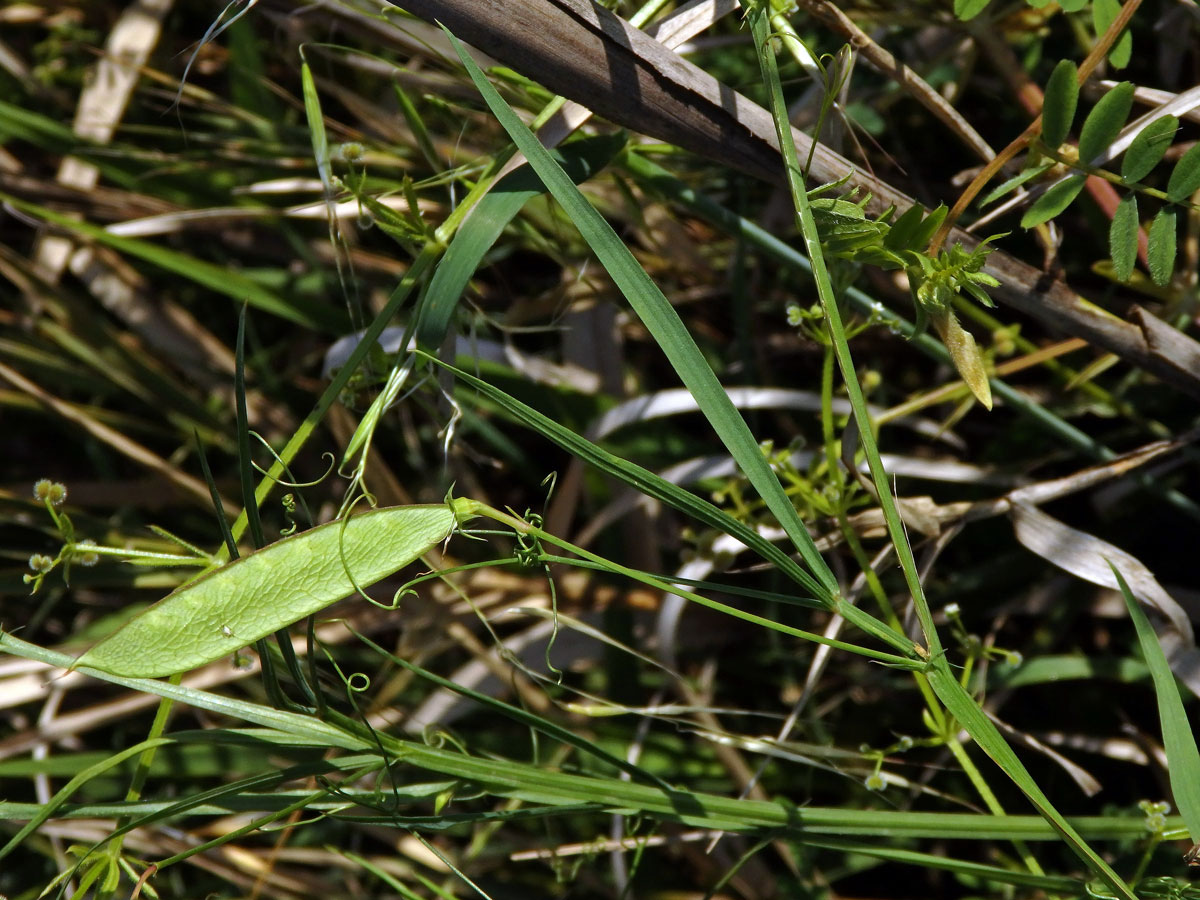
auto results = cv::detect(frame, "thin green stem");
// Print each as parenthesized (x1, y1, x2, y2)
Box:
(461, 500, 921, 667)
(744, 3, 941, 655)
(944, 735, 1047, 877)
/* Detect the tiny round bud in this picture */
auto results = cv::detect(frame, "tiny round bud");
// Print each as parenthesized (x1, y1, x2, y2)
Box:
(993, 330, 1016, 357)
(897, 735, 914, 751)
(76, 539, 99, 567)
(337, 141, 365, 162)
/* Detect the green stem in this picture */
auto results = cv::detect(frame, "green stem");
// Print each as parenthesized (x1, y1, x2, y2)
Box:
(945, 735, 1047, 877)
(461, 500, 921, 668)
(94, 675, 180, 900)
(744, 3, 941, 656)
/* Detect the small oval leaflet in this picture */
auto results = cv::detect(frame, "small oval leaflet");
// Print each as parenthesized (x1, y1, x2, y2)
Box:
(1040, 59, 1078, 151)
(77, 501, 472, 678)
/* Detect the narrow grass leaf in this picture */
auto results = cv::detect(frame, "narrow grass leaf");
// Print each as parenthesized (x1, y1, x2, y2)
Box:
(0, 633, 1182, 847)
(1147, 207, 1177, 287)
(429, 355, 914, 656)
(1078, 82, 1134, 163)
(76, 502, 470, 677)
(1040, 60, 1079, 150)
(927, 667, 1137, 900)
(444, 26, 840, 602)
(417, 132, 626, 351)
(1021, 174, 1086, 229)
(1108, 193, 1139, 282)
(0, 738, 172, 862)
(1166, 143, 1200, 202)
(1092, 0, 1132, 68)
(429, 357, 824, 595)
(350, 628, 673, 789)
(300, 59, 332, 195)
(803, 837, 1081, 892)
(1112, 565, 1200, 847)
(393, 82, 441, 172)
(745, 4, 941, 651)
(0, 99, 138, 188)
(1121, 115, 1178, 183)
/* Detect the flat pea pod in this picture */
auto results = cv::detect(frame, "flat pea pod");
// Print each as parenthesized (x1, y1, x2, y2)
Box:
(77, 501, 471, 678)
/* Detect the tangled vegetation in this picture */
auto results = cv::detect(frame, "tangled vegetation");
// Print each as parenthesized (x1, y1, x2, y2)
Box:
(2, 1, 1200, 898)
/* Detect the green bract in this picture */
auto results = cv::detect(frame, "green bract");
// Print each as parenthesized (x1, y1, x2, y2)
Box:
(76, 501, 470, 677)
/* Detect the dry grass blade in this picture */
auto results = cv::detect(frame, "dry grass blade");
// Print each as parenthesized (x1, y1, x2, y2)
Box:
(795, 0, 995, 162)
(1010, 501, 1199, 694)
(0, 359, 236, 512)
(32, 0, 174, 282)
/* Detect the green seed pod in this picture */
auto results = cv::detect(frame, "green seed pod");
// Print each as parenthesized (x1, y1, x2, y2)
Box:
(77, 501, 471, 678)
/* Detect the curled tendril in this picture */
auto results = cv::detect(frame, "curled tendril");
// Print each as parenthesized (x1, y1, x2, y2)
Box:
(386, 585, 420, 612)
(280, 494, 298, 536)
(421, 726, 469, 755)
(514, 511, 544, 568)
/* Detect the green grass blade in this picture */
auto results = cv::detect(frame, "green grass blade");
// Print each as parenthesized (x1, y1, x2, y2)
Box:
(1112, 564, 1200, 849)
(742, 2, 940, 652)
(416, 132, 627, 351)
(428, 358, 818, 595)
(0, 738, 173, 862)
(803, 837, 1082, 892)
(429, 355, 914, 655)
(299, 58, 332, 194)
(442, 25, 840, 604)
(927, 667, 1137, 900)
(350, 628, 674, 789)
(0, 631, 1176, 849)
